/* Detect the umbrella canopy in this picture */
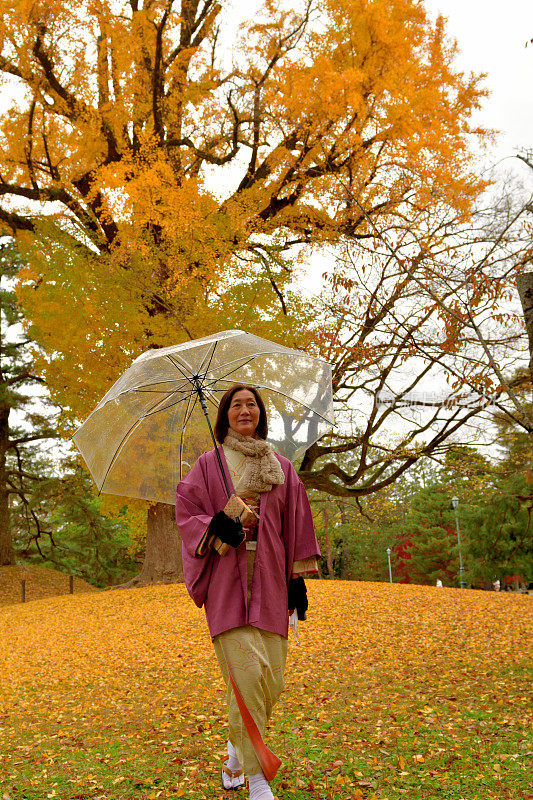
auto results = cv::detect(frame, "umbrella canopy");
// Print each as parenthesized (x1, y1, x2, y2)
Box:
(72, 330, 334, 505)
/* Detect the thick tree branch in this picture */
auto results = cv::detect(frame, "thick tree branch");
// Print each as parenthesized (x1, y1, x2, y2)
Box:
(8, 431, 59, 446)
(0, 206, 35, 233)
(0, 55, 24, 79)
(25, 99, 39, 190)
(32, 32, 89, 122)
(6, 371, 46, 386)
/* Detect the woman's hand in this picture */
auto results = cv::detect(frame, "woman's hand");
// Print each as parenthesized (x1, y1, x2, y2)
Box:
(208, 511, 245, 548)
(288, 576, 308, 620)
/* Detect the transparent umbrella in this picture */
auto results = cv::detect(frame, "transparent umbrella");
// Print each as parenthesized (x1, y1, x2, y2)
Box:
(72, 330, 335, 504)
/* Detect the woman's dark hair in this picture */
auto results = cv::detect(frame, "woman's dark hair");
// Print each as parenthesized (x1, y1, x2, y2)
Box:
(214, 384, 268, 443)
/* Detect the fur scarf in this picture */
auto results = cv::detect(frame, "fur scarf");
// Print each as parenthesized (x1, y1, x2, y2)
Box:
(223, 429, 285, 493)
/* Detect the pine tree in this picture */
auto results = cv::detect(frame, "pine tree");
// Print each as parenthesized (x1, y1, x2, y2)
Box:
(0, 238, 59, 564)
(462, 383, 533, 587)
(462, 472, 532, 587)
(400, 484, 460, 586)
(14, 459, 138, 587)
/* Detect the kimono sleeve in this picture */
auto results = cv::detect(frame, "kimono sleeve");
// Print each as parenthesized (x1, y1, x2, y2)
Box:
(292, 556, 319, 577)
(175, 456, 215, 608)
(282, 463, 321, 580)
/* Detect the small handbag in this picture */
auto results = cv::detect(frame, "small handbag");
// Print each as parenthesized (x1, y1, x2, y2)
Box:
(210, 494, 257, 556)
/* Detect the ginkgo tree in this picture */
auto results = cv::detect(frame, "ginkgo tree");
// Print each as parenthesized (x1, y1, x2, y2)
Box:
(0, 0, 495, 582)
(0, 0, 487, 402)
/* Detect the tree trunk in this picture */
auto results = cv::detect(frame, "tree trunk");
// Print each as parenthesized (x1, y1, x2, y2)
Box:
(0, 404, 13, 566)
(117, 502, 183, 588)
(338, 501, 351, 579)
(517, 271, 533, 399)
(322, 506, 335, 578)
(0, 484, 12, 565)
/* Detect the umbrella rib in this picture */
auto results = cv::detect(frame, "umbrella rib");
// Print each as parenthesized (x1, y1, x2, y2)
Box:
(202, 386, 222, 410)
(129, 377, 191, 393)
(129, 377, 190, 390)
(129, 387, 183, 394)
(178, 391, 198, 480)
(213, 378, 334, 425)
(165, 353, 196, 380)
(178, 390, 205, 480)
(196, 340, 219, 381)
(205, 353, 265, 378)
(87, 379, 191, 414)
(201, 350, 326, 384)
(183, 388, 200, 428)
(143, 392, 199, 418)
(201, 355, 258, 389)
(98, 390, 180, 494)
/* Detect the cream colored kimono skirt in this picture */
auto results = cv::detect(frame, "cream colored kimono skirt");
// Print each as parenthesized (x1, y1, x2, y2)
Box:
(213, 548, 288, 775)
(213, 624, 287, 775)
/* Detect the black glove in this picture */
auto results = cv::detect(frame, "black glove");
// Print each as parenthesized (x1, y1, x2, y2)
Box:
(208, 511, 245, 549)
(288, 576, 308, 620)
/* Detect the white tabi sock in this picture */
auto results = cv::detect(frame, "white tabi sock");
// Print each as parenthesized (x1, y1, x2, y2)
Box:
(226, 740, 241, 773)
(248, 771, 274, 800)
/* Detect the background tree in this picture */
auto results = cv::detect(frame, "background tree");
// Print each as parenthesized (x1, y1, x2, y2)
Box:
(516, 270, 533, 395)
(299, 209, 526, 499)
(389, 429, 532, 587)
(461, 382, 533, 587)
(462, 471, 532, 589)
(299, 173, 533, 498)
(308, 493, 393, 580)
(14, 459, 139, 587)
(335, 493, 401, 582)
(399, 484, 460, 586)
(0, 0, 487, 412)
(0, 237, 136, 583)
(0, 237, 59, 565)
(515, 150, 533, 395)
(0, 0, 495, 582)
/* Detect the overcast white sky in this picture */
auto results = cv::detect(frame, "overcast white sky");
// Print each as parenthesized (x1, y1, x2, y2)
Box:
(424, 0, 533, 181)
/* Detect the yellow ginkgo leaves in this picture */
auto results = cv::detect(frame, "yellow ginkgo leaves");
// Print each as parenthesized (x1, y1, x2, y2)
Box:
(0, 580, 531, 799)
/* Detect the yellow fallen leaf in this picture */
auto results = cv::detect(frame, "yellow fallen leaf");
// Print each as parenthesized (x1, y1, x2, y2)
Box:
(0, 580, 529, 800)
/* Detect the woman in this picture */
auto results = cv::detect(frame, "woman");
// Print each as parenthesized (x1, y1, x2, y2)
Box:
(175, 384, 320, 799)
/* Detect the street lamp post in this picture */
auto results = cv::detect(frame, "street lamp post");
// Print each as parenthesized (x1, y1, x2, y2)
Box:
(451, 496, 466, 589)
(386, 547, 393, 583)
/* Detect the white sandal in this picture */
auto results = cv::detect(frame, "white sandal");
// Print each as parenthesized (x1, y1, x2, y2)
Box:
(221, 758, 245, 791)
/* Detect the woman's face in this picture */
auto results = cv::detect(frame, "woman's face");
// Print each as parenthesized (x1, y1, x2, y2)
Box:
(227, 390, 261, 437)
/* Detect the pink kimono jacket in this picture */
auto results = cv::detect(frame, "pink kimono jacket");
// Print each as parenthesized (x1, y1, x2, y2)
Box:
(175, 446, 320, 639)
